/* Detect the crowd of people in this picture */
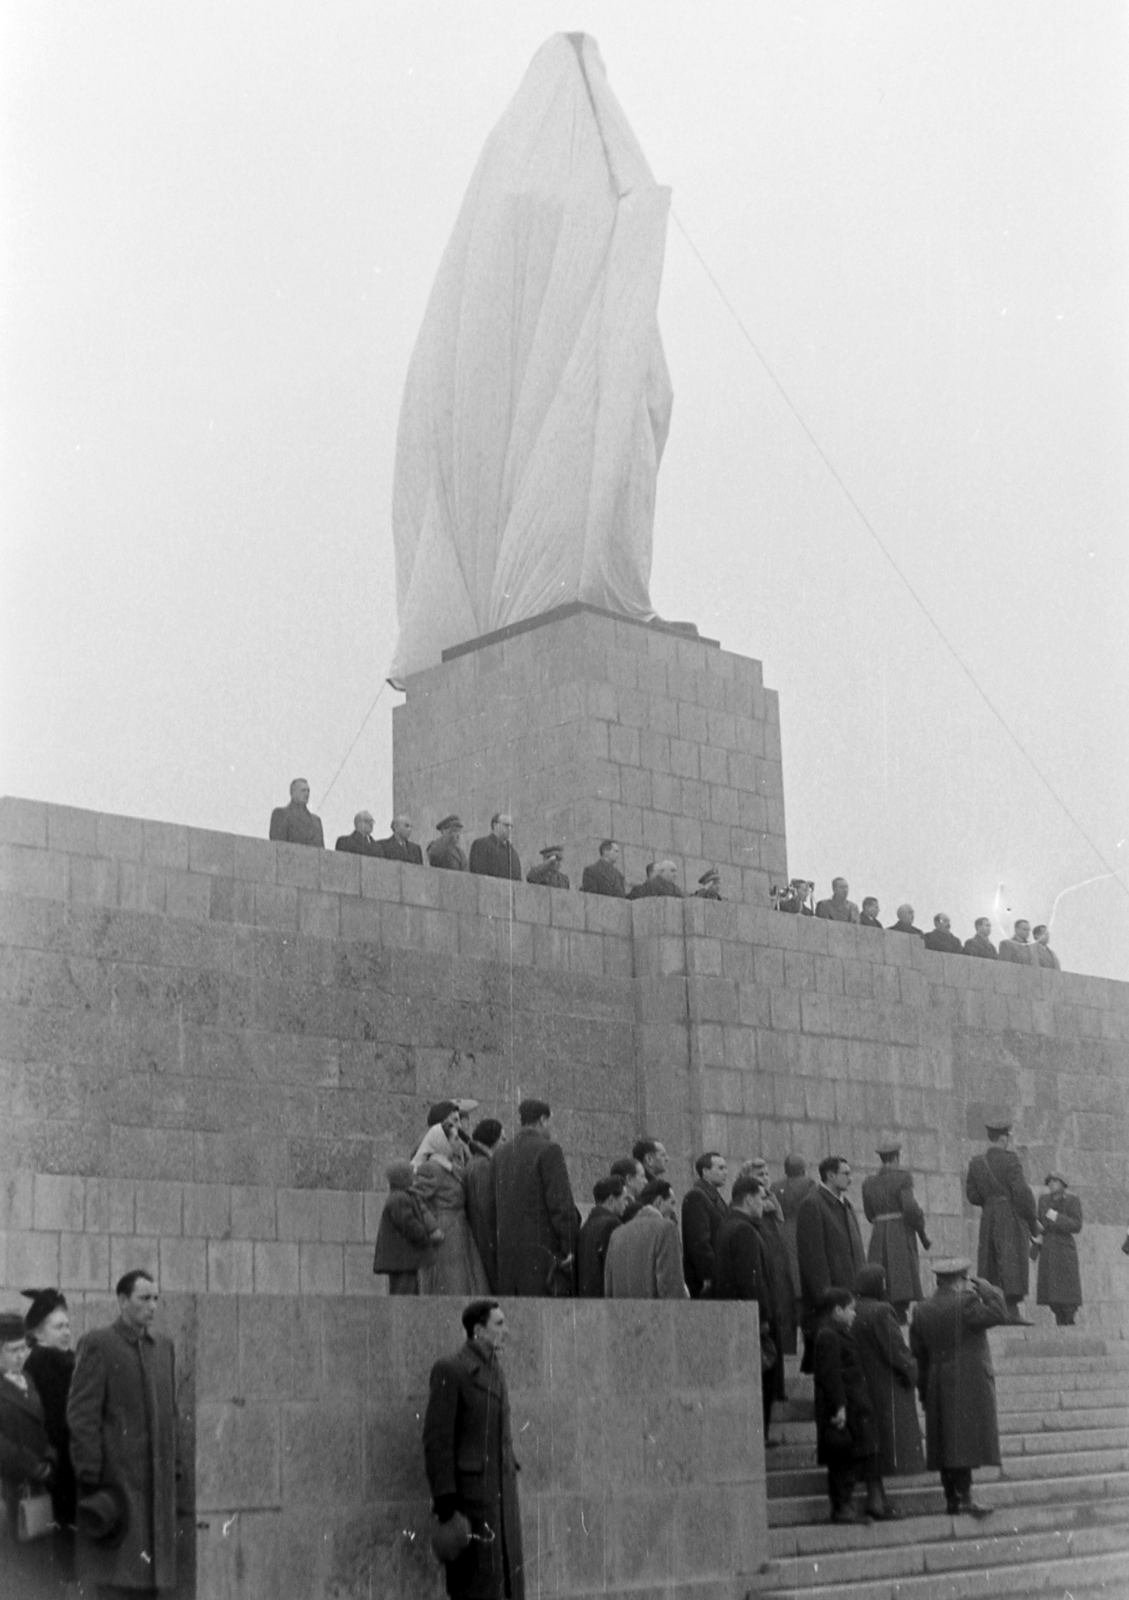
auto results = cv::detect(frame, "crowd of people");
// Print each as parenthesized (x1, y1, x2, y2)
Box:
(773, 876, 1063, 967)
(0, 1272, 178, 1597)
(368, 1097, 1089, 1543)
(269, 779, 726, 898)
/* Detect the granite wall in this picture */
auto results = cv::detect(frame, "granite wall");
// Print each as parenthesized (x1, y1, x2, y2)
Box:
(2, 795, 1128, 1332)
(392, 605, 787, 906)
(190, 1295, 764, 1600)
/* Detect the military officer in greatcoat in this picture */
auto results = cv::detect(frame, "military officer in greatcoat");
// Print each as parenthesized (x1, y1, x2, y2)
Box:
(428, 816, 469, 871)
(861, 1141, 932, 1323)
(526, 846, 569, 889)
(423, 1299, 524, 1599)
(909, 1258, 1011, 1517)
(965, 1120, 1040, 1318)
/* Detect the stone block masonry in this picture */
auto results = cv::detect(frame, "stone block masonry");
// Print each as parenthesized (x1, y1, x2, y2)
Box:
(2, 794, 1129, 1334)
(393, 605, 787, 904)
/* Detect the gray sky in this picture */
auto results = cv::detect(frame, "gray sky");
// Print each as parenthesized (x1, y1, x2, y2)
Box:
(3, 2, 1127, 979)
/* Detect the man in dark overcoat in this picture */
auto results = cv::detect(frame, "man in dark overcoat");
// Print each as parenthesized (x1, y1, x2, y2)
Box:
(373, 814, 424, 863)
(269, 777, 324, 847)
(67, 1268, 180, 1594)
(743, 1157, 798, 1355)
(795, 1156, 866, 1372)
(851, 1265, 923, 1480)
(580, 840, 626, 897)
(464, 1120, 504, 1292)
(909, 1258, 1010, 1516)
(335, 810, 382, 856)
(772, 1155, 817, 1348)
(491, 1100, 578, 1295)
(861, 1141, 932, 1322)
(469, 814, 522, 880)
(713, 1178, 784, 1437)
(965, 1121, 1040, 1316)
(423, 1300, 524, 1600)
(681, 1151, 729, 1298)
(576, 1176, 628, 1297)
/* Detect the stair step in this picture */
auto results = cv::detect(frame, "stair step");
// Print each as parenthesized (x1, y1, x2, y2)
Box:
(997, 1335, 1112, 1358)
(999, 1386, 1129, 1412)
(753, 1519, 1129, 1592)
(767, 1468, 1129, 1527)
(750, 1546, 1129, 1600)
(769, 1468, 1002, 1501)
(766, 1494, 1129, 1559)
(995, 1354, 1129, 1375)
(1000, 1407, 1129, 1433)
(1001, 1426, 1129, 1455)
(998, 1447, 1129, 1480)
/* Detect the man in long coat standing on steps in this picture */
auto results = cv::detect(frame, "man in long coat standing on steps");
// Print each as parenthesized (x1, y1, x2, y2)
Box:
(965, 1121, 1040, 1318)
(910, 1258, 1011, 1517)
(796, 1156, 866, 1372)
(861, 1141, 932, 1323)
(67, 1268, 180, 1595)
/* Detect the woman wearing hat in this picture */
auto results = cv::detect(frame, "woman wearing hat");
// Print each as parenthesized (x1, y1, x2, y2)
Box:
(1036, 1173, 1083, 1326)
(411, 1113, 490, 1297)
(22, 1289, 76, 1577)
(0, 1308, 59, 1593)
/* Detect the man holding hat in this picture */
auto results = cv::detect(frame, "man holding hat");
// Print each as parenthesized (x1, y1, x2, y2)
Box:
(910, 1259, 1011, 1516)
(428, 817, 468, 871)
(965, 1121, 1040, 1319)
(67, 1268, 179, 1595)
(424, 1299, 524, 1599)
(526, 846, 570, 889)
(861, 1142, 932, 1323)
(694, 867, 723, 900)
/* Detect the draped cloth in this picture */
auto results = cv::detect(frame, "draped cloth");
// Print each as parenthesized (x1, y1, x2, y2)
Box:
(389, 32, 673, 684)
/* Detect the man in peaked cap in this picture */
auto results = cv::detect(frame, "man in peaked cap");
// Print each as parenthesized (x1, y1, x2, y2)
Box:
(861, 1141, 932, 1323)
(427, 816, 468, 871)
(910, 1259, 1010, 1516)
(965, 1120, 1040, 1319)
(526, 846, 570, 889)
(694, 867, 723, 900)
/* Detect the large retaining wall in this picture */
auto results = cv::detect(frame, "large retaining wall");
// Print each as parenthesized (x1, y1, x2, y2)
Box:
(2, 796, 1128, 1331)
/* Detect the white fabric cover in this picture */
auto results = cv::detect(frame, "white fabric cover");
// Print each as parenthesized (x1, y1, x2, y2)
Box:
(389, 33, 672, 684)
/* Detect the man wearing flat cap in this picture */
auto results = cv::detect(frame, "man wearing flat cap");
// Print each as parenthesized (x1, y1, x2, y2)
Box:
(526, 846, 569, 889)
(469, 814, 522, 881)
(861, 1142, 932, 1323)
(67, 1268, 180, 1595)
(428, 817, 468, 871)
(965, 1121, 1040, 1319)
(910, 1259, 1010, 1516)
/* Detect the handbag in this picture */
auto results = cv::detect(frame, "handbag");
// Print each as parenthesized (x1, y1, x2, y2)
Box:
(17, 1483, 57, 1542)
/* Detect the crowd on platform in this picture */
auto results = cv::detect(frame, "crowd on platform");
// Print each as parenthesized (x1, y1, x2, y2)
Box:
(773, 876, 1062, 967)
(268, 781, 1063, 950)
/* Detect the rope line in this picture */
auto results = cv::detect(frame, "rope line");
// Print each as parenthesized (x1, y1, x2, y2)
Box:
(316, 681, 388, 811)
(670, 207, 1128, 899)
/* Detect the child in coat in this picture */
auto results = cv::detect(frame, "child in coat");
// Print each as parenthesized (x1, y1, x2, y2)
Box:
(372, 1162, 443, 1294)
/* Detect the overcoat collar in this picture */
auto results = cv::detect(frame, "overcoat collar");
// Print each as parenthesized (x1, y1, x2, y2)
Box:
(0, 1372, 46, 1423)
(694, 1177, 727, 1210)
(113, 1316, 155, 1347)
(459, 1339, 504, 1395)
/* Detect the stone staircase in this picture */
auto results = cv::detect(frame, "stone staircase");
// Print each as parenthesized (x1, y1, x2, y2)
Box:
(746, 1330, 1129, 1600)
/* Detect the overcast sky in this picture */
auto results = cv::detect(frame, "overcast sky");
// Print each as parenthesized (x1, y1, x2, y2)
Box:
(2, 2, 1126, 979)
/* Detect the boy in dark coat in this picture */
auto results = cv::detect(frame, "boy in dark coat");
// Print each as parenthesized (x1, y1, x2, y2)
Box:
(373, 1162, 443, 1293)
(812, 1289, 890, 1523)
(909, 1258, 1010, 1515)
(852, 1265, 923, 1482)
(1035, 1173, 1083, 1325)
(576, 1176, 627, 1297)
(423, 1299, 524, 1600)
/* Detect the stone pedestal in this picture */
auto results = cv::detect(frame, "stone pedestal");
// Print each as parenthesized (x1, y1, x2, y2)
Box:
(392, 604, 787, 902)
